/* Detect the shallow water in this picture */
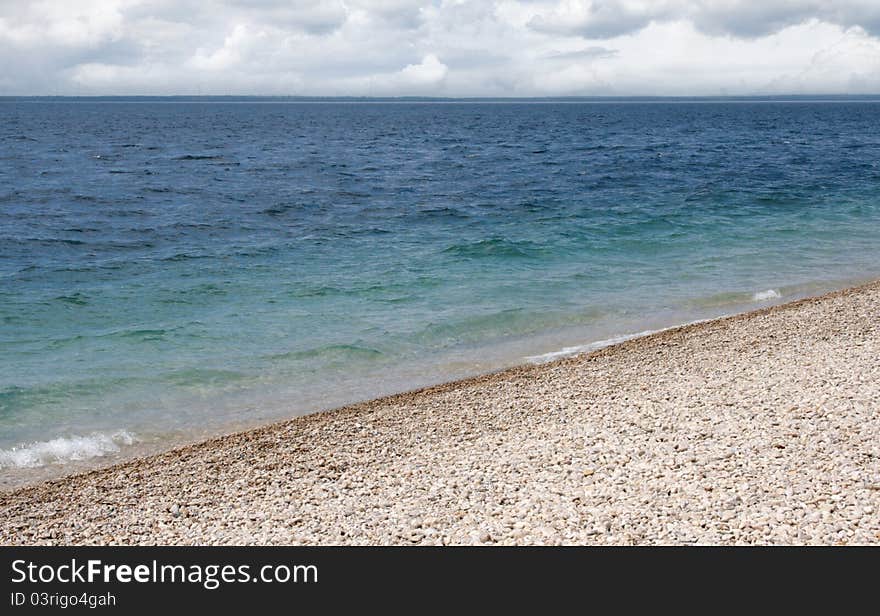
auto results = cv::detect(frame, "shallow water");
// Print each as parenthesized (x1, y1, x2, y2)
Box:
(2, 99, 880, 481)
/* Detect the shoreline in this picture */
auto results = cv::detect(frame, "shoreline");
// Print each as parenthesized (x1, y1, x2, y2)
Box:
(0, 286, 808, 490)
(2, 280, 880, 544)
(1, 276, 866, 490)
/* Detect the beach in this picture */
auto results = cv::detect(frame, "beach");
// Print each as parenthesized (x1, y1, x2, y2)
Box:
(1, 281, 879, 545)
(6, 101, 880, 471)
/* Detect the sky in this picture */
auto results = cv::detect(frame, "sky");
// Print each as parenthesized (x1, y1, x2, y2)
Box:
(1, 1, 879, 96)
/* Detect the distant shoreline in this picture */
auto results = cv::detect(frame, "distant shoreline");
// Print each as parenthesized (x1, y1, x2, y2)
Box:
(3, 279, 879, 545)
(4, 95, 880, 103)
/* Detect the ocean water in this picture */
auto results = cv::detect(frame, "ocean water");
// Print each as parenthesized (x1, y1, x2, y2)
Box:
(2, 99, 880, 483)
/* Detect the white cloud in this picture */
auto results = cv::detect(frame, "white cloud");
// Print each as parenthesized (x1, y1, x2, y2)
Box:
(527, 1, 880, 39)
(528, 0, 668, 39)
(399, 54, 448, 85)
(0, 0, 878, 95)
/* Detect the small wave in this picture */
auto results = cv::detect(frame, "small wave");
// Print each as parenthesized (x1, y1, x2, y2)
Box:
(754, 195, 801, 206)
(688, 287, 786, 309)
(0, 431, 137, 469)
(161, 368, 247, 387)
(25, 237, 86, 246)
(54, 292, 89, 306)
(442, 238, 542, 259)
(526, 317, 719, 364)
(411, 206, 470, 220)
(416, 307, 604, 347)
(117, 328, 167, 341)
(288, 284, 342, 298)
(526, 330, 663, 363)
(263, 203, 301, 216)
(268, 344, 383, 363)
(174, 154, 224, 161)
(752, 289, 781, 301)
(161, 252, 212, 262)
(44, 327, 170, 350)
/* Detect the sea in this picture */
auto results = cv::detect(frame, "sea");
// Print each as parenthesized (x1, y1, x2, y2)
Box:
(2, 97, 880, 485)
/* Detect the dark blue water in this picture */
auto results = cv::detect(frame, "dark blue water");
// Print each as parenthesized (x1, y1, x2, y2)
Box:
(2, 100, 880, 478)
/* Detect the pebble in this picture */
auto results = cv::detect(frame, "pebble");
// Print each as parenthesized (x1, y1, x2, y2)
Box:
(2, 282, 880, 545)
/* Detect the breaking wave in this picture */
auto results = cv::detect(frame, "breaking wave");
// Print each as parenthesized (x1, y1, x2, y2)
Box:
(752, 289, 782, 301)
(0, 431, 137, 469)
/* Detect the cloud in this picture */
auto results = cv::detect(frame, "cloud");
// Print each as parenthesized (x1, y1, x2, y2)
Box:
(0, 1, 878, 95)
(399, 54, 449, 85)
(333, 53, 449, 96)
(693, 1, 880, 39)
(542, 46, 619, 61)
(348, 0, 427, 29)
(526, 1, 880, 40)
(528, 1, 669, 39)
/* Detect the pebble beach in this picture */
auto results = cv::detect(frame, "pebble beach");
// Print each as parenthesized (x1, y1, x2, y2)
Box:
(2, 281, 879, 545)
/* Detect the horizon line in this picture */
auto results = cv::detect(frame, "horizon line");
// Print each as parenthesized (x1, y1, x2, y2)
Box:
(2, 94, 880, 102)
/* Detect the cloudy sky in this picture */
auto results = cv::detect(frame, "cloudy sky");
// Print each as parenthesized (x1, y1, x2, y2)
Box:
(1, 0, 879, 96)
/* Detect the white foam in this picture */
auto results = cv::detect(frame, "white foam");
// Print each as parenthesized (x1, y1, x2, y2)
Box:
(752, 289, 781, 301)
(0, 431, 137, 469)
(526, 330, 660, 363)
(525, 317, 720, 364)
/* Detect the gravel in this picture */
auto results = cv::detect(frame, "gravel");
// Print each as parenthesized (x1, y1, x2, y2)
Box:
(2, 281, 879, 545)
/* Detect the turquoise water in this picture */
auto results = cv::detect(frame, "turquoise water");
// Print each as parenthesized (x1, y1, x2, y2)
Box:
(2, 99, 880, 481)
